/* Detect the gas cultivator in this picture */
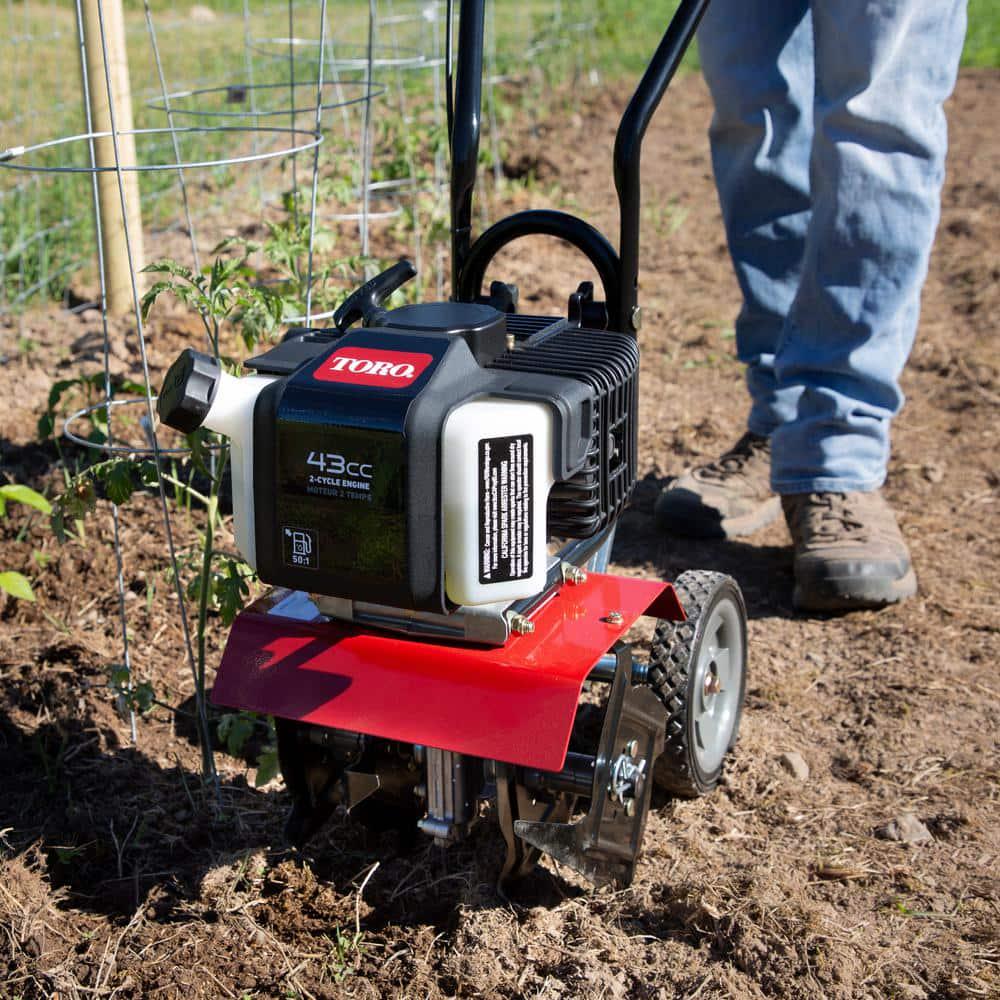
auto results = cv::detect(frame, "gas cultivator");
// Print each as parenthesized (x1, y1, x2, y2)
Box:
(157, 0, 747, 889)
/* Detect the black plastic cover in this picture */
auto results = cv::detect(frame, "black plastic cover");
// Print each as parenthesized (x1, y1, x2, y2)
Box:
(382, 301, 507, 365)
(490, 324, 639, 537)
(243, 331, 340, 376)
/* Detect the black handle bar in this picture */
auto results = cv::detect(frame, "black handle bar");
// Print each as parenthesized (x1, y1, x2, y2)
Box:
(449, 0, 710, 335)
(614, 0, 710, 332)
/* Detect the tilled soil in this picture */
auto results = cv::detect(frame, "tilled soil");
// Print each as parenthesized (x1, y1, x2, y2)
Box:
(0, 70, 997, 1000)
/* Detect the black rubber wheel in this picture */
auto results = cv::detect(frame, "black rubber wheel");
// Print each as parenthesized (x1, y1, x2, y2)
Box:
(648, 570, 748, 797)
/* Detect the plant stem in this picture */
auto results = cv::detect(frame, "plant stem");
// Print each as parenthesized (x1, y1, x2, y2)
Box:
(159, 472, 210, 507)
(193, 441, 229, 788)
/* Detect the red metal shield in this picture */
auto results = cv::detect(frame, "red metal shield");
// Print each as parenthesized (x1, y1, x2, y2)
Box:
(211, 573, 684, 771)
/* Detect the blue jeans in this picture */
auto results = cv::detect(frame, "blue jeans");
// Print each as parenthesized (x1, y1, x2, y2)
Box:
(698, 0, 966, 493)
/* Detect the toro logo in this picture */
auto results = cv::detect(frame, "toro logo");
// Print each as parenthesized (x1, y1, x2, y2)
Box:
(314, 347, 434, 388)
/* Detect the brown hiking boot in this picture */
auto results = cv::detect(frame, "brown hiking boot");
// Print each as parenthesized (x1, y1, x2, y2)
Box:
(655, 432, 780, 538)
(782, 491, 917, 612)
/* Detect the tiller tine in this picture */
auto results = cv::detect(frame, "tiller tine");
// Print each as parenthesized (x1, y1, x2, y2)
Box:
(512, 643, 666, 889)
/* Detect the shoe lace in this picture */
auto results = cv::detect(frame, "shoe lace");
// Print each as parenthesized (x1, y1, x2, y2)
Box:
(698, 433, 769, 483)
(808, 492, 867, 542)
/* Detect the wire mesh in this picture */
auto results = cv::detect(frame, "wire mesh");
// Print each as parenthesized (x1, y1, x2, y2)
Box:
(0, 0, 600, 771)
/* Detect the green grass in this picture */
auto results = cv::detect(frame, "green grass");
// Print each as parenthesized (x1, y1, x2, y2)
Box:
(1, 0, 997, 310)
(965, 0, 1000, 67)
(594, 0, 998, 75)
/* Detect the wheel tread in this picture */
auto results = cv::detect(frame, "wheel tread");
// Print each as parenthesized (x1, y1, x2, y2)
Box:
(649, 570, 746, 798)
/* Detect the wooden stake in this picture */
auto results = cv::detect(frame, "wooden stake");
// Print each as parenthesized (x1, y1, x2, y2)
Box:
(80, 0, 145, 316)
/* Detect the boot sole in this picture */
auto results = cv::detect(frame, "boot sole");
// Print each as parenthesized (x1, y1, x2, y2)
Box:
(793, 567, 918, 613)
(656, 495, 781, 540)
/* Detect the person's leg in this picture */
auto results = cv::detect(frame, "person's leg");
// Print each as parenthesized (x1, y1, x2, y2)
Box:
(699, 0, 813, 438)
(774, 0, 967, 609)
(656, 0, 813, 538)
(771, 0, 967, 493)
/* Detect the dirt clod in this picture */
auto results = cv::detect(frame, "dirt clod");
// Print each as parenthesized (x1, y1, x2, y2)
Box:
(779, 750, 810, 781)
(880, 813, 934, 845)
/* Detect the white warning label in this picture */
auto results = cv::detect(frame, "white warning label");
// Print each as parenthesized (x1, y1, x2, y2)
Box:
(479, 435, 533, 584)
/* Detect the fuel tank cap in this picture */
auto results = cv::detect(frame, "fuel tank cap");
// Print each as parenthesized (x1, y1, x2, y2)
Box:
(157, 348, 221, 433)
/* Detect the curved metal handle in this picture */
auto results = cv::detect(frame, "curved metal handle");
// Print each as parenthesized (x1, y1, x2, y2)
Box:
(456, 209, 622, 327)
(614, 0, 710, 333)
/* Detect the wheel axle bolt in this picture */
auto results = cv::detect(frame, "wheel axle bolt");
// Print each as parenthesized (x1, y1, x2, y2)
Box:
(626, 739, 639, 759)
(704, 674, 722, 696)
(605, 610, 624, 625)
(624, 797, 637, 818)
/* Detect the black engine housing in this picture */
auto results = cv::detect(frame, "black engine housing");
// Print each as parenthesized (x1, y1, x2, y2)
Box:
(245, 303, 638, 611)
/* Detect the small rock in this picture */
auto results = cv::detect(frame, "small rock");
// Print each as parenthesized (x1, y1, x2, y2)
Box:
(779, 750, 810, 781)
(880, 813, 932, 845)
(189, 4, 216, 22)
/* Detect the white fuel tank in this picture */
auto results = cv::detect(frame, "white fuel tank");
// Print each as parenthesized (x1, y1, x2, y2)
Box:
(200, 370, 277, 570)
(441, 397, 555, 607)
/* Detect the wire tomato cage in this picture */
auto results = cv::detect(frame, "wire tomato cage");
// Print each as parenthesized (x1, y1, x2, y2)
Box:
(0, 0, 598, 767)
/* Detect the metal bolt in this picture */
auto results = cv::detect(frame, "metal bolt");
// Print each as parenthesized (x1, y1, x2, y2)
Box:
(626, 739, 639, 759)
(605, 610, 624, 625)
(561, 563, 588, 585)
(704, 673, 722, 696)
(505, 333, 516, 351)
(623, 797, 637, 818)
(509, 613, 535, 635)
(630, 306, 642, 332)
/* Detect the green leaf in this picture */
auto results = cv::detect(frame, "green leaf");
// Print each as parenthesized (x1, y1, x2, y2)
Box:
(140, 279, 189, 321)
(36, 411, 55, 441)
(54, 845, 85, 864)
(185, 428, 214, 481)
(108, 665, 156, 715)
(217, 711, 254, 756)
(212, 558, 252, 625)
(38, 378, 79, 440)
(138, 461, 160, 488)
(117, 377, 149, 397)
(50, 507, 66, 544)
(141, 259, 196, 280)
(255, 746, 280, 787)
(132, 681, 155, 714)
(51, 477, 97, 542)
(213, 235, 259, 258)
(101, 461, 136, 506)
(110, 665, 131, 689)
(0, 571, 35, 601)
(46, 377, 79, 411)
(0, 484, 52, 515)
